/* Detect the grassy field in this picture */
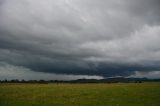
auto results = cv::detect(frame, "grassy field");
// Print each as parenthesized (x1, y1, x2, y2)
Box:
(0, 82, 160, 106)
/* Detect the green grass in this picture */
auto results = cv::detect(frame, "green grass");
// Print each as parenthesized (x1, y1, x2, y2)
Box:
(0, 82, 160, 106)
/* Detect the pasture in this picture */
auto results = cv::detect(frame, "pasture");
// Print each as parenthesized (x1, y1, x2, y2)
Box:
(0, 82, 160, 106)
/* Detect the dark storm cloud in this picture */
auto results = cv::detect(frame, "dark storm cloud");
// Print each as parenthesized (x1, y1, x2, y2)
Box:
(0, 0, 160, 79)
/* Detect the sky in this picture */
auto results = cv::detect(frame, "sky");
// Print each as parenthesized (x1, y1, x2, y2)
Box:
(0, 0, 160, 80)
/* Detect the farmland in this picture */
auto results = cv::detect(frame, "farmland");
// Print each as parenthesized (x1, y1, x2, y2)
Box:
(0, 82, 160, 106)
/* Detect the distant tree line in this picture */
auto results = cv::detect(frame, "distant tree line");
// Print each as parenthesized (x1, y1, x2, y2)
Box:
(0, 78, 160, 84)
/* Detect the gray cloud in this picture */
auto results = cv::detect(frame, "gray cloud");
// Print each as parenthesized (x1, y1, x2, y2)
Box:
(129, 71, 160, 79)
(0, 62, 103, 80)
(0, 0, 160, 79)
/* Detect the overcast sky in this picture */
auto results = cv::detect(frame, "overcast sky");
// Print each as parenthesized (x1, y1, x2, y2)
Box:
(0, 0, 160, 80)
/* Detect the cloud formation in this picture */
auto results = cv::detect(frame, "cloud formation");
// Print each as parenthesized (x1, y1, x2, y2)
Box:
(0, 62, 103, 80)
(0, 0, 160, 79)
(129, 71, 160, 79)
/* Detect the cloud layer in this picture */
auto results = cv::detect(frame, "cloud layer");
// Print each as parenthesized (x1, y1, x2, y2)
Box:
(0, 62, 103, 80)
(0, 0, 160, 79)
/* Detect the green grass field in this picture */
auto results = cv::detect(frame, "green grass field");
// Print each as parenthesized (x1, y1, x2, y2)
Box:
(0, 82, 160, 106)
